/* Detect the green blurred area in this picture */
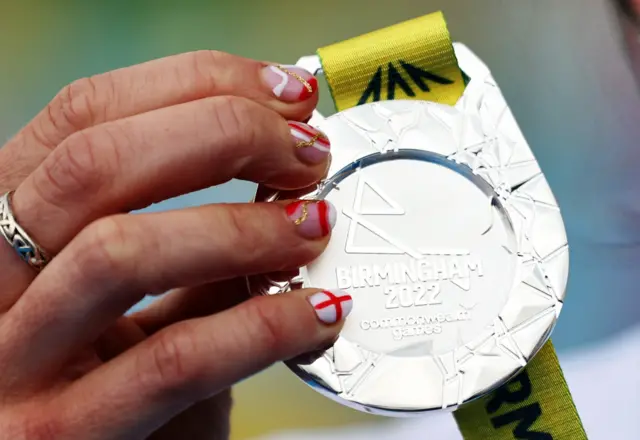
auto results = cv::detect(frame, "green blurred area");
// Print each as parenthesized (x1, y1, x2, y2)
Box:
(2, 1, 640, 439)
(0, 0, 551, 136)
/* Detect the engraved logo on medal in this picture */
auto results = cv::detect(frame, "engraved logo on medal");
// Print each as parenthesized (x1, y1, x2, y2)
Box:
(309, 153, 518, 357)
(332, 171, 489, 344)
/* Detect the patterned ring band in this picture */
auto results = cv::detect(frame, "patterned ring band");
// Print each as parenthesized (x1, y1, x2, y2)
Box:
(0, 191, 51, 271)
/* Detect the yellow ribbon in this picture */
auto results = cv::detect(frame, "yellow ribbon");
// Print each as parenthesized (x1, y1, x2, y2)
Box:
(317, 11, 465, 111)
(455, 341, 587, 439)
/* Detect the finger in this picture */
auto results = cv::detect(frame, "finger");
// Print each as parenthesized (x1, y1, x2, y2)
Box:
(57, 289, 352, 440)
(1, 97, 331, 309)
(2, 200, 337, 385)
(93, 317, 147, 362)
(132, 269, 302, 336)
(132, 279, 250, 336)
(9, 51, 318, 163)
(14, 97, 330, 254)
(0, 51, 319, 233)
(136, 275, 333, 380)
(0, 138, 43, 193)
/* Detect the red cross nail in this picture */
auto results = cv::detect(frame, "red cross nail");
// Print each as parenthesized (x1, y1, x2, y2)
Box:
(308, 290, 353, 324)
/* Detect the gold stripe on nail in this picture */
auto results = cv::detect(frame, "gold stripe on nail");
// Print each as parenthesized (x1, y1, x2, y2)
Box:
(293, 201, 311, 225)
(277, 65, 313, 93)
(296, 133, 323, 149)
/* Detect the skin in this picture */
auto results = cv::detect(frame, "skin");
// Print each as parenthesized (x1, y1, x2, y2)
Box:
(0, 50, 342, 439)
(614, 0, 640, 86)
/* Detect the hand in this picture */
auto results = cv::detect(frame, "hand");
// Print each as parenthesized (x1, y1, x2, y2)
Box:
(0, 51, 352, 440)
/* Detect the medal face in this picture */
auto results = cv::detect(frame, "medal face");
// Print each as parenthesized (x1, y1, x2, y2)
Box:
(312, 147, 518, 358)
(250, 46, 569, 415)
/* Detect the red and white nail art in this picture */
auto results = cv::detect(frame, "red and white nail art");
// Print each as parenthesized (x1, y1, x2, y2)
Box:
(286, 200, 336, 239)
(261, 65, 317, 101)
(308, 290, 353, 324)
(289, 121, 330, 164)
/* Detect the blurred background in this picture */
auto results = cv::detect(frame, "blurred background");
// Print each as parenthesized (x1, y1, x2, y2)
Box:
(2, 0, 640, 438)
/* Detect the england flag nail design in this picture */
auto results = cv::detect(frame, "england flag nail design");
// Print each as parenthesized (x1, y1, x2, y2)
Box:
(308, 290, 353, 324)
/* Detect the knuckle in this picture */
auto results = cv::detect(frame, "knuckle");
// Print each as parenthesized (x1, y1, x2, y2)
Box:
(210, 96, 258, 154)
(221, 205, 267, 266)
(76, 216, 136, 279)
(240, 297, 289, 360)
(142, 325, 199, 391)
(35, 130, 104, 205)
(191, 49, 229, 67)
(48, 76, 102, 134)
(186, 50, 228, 91)
(0, 139, 33, 191)
(24, 117, 58, 151)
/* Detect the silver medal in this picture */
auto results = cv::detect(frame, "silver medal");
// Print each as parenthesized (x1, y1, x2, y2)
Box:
(250, 44, 569, 416)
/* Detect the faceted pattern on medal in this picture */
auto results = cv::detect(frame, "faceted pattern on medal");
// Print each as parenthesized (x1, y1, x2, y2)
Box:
(258, 45, 569, 415)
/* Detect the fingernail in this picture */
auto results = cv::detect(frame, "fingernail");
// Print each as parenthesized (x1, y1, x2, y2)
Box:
(308, 290, 353, 324)
(286, 200, 336, 239)
(289, 121, 331, 164)
(261, 64, 317, 101)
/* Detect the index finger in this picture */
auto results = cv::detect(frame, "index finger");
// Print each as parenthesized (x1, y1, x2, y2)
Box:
(20, 50, 319, 151)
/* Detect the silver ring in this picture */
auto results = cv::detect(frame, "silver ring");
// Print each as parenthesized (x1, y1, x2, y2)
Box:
(0, 191, 50, 271)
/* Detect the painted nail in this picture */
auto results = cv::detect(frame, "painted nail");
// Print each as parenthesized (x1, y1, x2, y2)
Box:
(308, 290, 353, 324)
(261, 64, 317, 101)
(289, 121, 330, 164)
(286, 200, 336, 239)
